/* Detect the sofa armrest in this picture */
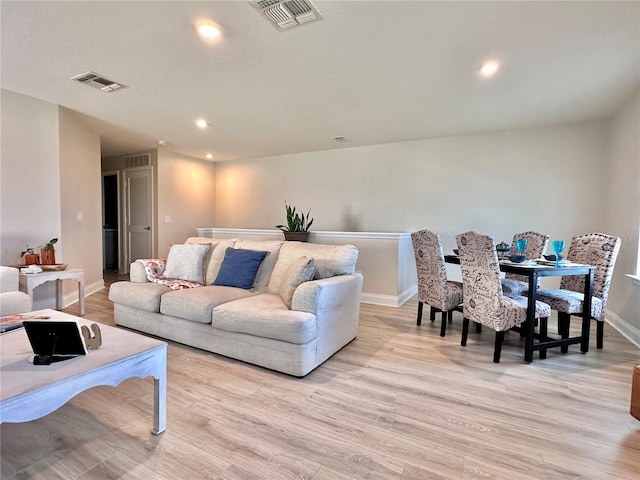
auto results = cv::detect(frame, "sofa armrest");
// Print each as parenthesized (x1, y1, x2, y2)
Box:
(129, 259, 166, 283)
(292, 273, 363, 363)
(0, 266, 20, 293)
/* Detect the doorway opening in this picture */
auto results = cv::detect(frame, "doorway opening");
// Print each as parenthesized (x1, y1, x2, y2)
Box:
(102, 173, 119, 271)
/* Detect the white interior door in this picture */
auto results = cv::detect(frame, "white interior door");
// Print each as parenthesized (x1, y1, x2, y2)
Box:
(124, 167, 154, 269)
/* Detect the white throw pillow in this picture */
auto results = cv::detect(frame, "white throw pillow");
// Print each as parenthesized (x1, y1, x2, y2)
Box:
(278, 256, 316, 308)
(162, 243, 211, 284)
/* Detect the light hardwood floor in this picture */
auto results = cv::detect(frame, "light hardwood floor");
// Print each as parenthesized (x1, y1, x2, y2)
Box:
(1, 274, 639, 479)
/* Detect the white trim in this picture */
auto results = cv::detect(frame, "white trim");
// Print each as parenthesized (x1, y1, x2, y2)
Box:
(196, 227, 411, 241)
(606, 311, 640, 349)
(625, 273, 640, 286)
(361, 285, 417, 307)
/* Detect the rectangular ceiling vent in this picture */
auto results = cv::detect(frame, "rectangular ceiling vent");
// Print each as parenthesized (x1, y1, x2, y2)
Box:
(70, 71, 127, 92)
(250, 0, 323, 30)
(125, 154, 150, 168)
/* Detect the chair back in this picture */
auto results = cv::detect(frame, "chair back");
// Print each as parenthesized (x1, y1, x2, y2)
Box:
(411, 230, 449, 309)
(455, 231, 505, 327)
(560, 233, 621, 319)
(506, 231, 550, 282)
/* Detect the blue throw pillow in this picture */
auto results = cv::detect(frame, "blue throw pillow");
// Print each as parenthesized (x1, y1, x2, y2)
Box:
(212, 248, 269, 289)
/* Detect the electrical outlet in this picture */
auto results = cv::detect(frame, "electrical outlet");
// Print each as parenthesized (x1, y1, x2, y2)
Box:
(76, 211, 83, 222)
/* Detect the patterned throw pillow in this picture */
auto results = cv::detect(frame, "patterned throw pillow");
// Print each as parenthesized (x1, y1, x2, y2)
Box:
(213, 248, 269, 289)
(278, 256, 316, 308)
(161, 243, 211, 285)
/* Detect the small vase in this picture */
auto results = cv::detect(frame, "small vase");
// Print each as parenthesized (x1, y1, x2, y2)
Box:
(24, 253, 40, 265)
(40, 247, 56, 265)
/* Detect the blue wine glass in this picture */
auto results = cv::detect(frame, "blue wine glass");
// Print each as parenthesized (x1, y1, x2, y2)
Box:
(515, 238, 528, 257)
(552, 240, 565, 268)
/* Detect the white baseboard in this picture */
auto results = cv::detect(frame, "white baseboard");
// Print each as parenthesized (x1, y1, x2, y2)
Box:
(361, 285, 417, 307)
(606, 311, 640, 349)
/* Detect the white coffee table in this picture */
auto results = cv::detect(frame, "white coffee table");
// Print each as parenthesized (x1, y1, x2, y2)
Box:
(0, 309, 167, 434)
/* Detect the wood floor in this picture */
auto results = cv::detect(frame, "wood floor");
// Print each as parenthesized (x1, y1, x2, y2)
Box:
(1, 273, 639, 479)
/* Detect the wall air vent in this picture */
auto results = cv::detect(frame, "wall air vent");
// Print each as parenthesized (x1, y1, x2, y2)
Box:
(70, 71, 127, 92)
(125, 154, 150, 168)
(250, 0, 323, 30)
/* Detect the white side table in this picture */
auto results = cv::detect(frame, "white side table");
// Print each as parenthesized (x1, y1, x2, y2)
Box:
(19, 269, 85, 316)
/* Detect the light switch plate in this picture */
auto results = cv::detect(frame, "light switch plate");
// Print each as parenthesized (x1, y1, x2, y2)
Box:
(164, 216, 172, 224)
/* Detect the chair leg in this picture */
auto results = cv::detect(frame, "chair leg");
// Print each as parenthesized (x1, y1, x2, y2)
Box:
(539, 317, 548, 359)
(448, 310, 454, 323)
(440, 311, 447, 337)
(461, 318, 470, 346)
(559, 312, 570, 354)
(417, 302, 423, 326)
(475, 322, 482, 334)
(597, 320, 604, 349)
(430, 306, 436, 322)
(493, 331, 505, 363)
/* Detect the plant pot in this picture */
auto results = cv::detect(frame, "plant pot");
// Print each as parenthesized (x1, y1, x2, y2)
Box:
(24, 253, 40, 265)
(283, 232, 310, 242)
(40, 247, 56, 265)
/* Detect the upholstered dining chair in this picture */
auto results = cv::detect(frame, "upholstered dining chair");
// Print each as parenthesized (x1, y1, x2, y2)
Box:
(411, 230, 463, 337)
(501, 231, 550, 295)
(455, 231, 551, 363)
(535, 232, 621, 350)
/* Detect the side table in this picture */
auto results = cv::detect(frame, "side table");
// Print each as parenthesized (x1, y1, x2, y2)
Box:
(19, 269, 85, 316)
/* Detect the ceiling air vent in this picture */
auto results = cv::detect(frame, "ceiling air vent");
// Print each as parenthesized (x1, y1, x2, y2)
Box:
(70, 71, 127, 92)
(250, 0, 323, 30)
(125, 154, 151, 168)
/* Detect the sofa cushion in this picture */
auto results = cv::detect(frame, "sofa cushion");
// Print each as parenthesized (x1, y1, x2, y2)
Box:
(162, 243, 211, 284)
(160, 285, 257, 324)
(212, 293, 316, 344)
(234, 239, 284, 291)
(108, 281, 171, 313)
(213, 248, 269, 289)
(267, 242, 358, 294)
(278, 256, 316, 308)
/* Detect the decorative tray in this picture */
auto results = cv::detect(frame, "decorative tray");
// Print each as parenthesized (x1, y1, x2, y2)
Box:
(13, 263, 68, 271)
(39, 264, 68, 271)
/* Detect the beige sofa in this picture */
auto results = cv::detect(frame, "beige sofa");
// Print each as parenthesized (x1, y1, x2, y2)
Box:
(109, 237, 363, 377)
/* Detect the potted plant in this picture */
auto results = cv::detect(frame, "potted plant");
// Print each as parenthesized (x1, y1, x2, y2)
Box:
(40, 238, 58, 265)
(276, 202, 313, 242)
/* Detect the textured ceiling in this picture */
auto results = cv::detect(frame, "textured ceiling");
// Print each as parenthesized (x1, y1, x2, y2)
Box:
(1, 1, 639, 162)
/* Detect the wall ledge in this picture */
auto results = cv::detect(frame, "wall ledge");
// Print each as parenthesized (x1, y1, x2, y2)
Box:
(625, 273, 640, 286)
(196, 227, 410, 241)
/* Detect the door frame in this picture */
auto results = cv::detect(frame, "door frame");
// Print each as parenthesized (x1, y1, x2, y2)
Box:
(122, 166, 155, 274)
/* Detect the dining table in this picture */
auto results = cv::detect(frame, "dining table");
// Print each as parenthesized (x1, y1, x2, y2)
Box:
(444, 255, 595, 363)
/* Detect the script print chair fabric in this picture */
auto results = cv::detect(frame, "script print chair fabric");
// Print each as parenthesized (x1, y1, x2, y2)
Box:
(456, 231, 551, 363)
(535, 232, 621, 349)
(411, 230, 463, 337)
(501, 231, 550, 295)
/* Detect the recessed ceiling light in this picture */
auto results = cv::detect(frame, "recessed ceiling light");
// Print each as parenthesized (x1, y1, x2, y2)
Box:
(195, 19, 221, 39)
(157, 139, 167, 146)
(206, 153, 213, 160)
(479, 61, 500, 77)
(195, 119, 208, 129)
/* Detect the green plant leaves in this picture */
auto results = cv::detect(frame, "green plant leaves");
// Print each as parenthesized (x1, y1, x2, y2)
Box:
(275, 202, 313, 232)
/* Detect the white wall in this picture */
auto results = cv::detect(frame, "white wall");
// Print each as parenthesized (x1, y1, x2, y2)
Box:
(1, 90, 61, 265)
(605, 89, 640, 343)
(157, 150, 216, 258)
(58, 107, 104, 302)
(215, 122, 607, 254)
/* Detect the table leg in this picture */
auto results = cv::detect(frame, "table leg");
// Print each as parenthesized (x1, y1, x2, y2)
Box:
(77, 277, 85, 316)
(152, 351, 167, 434)
(56, 278, 63, 310)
